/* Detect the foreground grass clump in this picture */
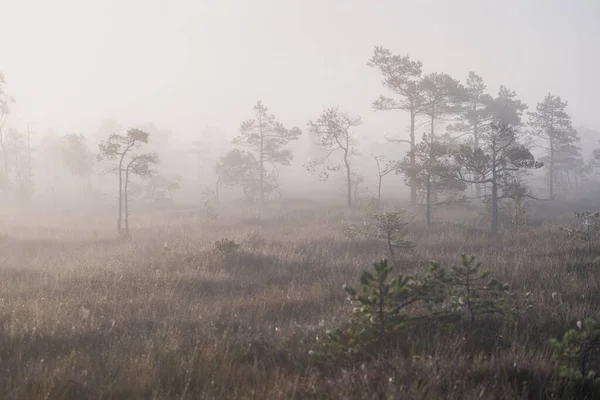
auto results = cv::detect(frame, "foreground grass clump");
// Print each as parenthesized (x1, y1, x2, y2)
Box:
(0, 202, 598, 398)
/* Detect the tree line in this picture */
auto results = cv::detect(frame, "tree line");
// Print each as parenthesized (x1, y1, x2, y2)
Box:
(214, 47, 596, 234)
(1, 46, 599, 236)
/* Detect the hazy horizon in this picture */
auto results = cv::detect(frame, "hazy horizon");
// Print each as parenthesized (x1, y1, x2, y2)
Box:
(2, 0, 599, 142)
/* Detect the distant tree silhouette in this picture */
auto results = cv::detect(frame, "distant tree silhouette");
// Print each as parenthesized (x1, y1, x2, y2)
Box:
(0, 73, 15, 193)
(234, 101, 301, 203)
(62, 133, 95, 199)
(371, 153, 395, 206)
(98, 128, 159, 237)
(529, 94, 578, 200)
(307, 107, 362, 208)
(452, 121, 542, 234)
(368, 47, 427, 205)
(216, 148, 277, 204)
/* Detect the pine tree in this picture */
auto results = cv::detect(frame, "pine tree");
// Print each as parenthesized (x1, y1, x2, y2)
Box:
(307, 108, 361, 208)
(447, 72, 494, 198)
(452, 121, 542, 234)
(62, 133, 95, 199)
(367, 47, 427, 205)
(552, 143, 589, 192)
(529, 94, 579, 200)
(371, 210, 414, 262)
(397, 134, 465, 227)
(448, 72, 493, 142)
(339, 259, 450, 351)
(491, 85, 528, 127)
(551, 313, 600, 396)
(98, 129, 159, 237)
(449, 254, 509, 323)
(216, 149, 277, 204)
(371, 153, 395, 206)
(234, 101, 301, 203)
(0, 73, 15, 195)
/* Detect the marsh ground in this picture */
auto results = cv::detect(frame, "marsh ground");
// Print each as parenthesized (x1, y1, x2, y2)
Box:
(0, 199, 596, 399)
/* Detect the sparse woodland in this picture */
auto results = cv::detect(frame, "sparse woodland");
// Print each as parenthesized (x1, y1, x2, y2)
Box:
(2, 44, 600, 399)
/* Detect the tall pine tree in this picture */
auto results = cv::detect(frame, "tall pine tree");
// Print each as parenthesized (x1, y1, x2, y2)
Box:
(234, 101, 302, 203)
(367, 47, 427, 205)
(529, 94, 579, 199)
(416, 72, 464, 226)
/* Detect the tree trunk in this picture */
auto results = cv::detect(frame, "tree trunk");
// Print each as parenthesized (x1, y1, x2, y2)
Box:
(124, 168, 130, 236)
(215, 177, 220, 203)
(387, 232, 395, 262)
(549, 136, 554, 200)
(259, 135, 264, 203)
(426, 177, 431, 227)
(241, 169, 251, 204)
(86, 175, 93, 200)
(117, 160, 124, 235)
(81, 179, 87, 200)
(491, 148, 498, 235)
(0, 132, 8, 194)
(409, 110, 417, 205)
(344, 150, 352, 208)
(197, 153, 202, 182)
(473, 118, 481, 199)
(491, 178, 498, 234)
(258, 113, 265, 205)
(377, 174, 382, 206)
(26, 126, 32, 200)
(426, 109, 434, 228)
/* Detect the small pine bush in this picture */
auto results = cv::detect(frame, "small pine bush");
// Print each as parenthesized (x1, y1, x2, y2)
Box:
(311, 254, 516, 371)
(342, 222, 366, 242)
(244, 231, 266, 251)
(371, 210, 414, 262)
(551, 313, 600, 398)
(448, 254, 510, 323)
(560, 210, 600, 246)
(310, 259, 452, 368)
(214, 238, 240, 254)
(199, 187, 219, 223)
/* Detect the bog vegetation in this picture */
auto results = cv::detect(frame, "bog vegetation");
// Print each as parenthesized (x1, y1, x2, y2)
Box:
(1, 47, 600, 399)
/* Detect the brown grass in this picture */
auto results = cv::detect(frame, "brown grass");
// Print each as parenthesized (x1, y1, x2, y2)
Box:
(0, 200, 596, 399)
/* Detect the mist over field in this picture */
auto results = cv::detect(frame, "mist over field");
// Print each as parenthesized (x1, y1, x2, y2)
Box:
(1, 0, 600, 398)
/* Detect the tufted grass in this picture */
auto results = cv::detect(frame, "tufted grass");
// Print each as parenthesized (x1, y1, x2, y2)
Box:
(0, 199, 595, 399)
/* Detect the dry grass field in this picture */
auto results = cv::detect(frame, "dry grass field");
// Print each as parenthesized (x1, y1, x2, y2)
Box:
(0, 199, 598, 399)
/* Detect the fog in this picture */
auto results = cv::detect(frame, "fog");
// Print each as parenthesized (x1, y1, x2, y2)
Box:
(5, 2, 600, 397)
(3, 0, 599, 131)
(1, 0, 600, 209)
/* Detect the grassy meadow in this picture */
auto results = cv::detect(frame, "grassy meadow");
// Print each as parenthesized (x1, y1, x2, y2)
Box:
(0, 199, 598, 399)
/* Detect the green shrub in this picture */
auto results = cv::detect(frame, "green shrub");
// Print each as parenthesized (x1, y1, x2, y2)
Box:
(343, 259, 447, 341)
(214, 238, 240, 254)
(342, 222, 366, 242)
(311, 254, 515, 371)
(551, 314, 600, 398)
(310, 259, 452, 369)
(560, 211, 600, 246)
(199, 187, 219, 223)
(371, 210, 414, 262)
(244, 231, 266, 251)
(448, 254, 510, 323)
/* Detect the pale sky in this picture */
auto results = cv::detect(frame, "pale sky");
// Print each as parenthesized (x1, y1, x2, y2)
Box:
(1, 0, 599, 144)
